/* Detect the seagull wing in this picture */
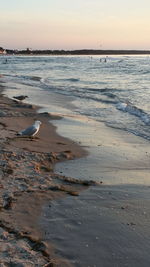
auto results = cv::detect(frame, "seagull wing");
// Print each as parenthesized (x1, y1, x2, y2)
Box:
(19, 125, 37, 136)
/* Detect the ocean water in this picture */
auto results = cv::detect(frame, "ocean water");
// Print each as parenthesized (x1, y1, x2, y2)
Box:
(0, 54, 150, 141)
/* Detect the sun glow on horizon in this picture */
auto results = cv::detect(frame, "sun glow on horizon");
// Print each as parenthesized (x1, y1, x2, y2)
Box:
(0, 0, 150, 50)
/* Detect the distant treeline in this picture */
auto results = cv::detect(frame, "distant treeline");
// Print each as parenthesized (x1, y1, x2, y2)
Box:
(5, 49, 150, 55)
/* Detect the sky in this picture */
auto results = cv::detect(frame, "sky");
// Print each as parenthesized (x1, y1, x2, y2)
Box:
(0, 0, 150, 50)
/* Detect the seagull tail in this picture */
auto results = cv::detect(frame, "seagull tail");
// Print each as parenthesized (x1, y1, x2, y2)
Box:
(16, 132, 22, 136)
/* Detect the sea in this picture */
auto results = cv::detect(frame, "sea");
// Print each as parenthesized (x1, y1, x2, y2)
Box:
(0, 55, 150, 140)
(0, 54, 150, 184)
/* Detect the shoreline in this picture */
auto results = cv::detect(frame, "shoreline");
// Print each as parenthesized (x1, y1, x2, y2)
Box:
(1, 80, 150, 266)
(0, 83, 97, 266)
(54, 113, 150, 185)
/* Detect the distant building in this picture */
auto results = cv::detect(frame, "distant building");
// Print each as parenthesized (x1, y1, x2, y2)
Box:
(0, 47, 7, 54)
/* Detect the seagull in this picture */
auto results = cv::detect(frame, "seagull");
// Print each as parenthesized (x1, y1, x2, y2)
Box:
(13, 95, 28, 101)
(17, 120, 42, 137)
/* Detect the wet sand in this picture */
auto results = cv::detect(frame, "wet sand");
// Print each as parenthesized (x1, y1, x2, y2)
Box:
(54, 116, 150, 185)
(40, 116, 150, 266)
(40, 185, 150, 267)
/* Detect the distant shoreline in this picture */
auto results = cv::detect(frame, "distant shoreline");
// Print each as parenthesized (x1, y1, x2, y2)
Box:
(4, 49, 150, 56)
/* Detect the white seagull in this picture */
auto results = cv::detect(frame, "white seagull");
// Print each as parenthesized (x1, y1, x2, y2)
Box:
(17, 120, 42, 137)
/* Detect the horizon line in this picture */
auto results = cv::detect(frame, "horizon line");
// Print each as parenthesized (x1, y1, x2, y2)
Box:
(1, 47, 150, 55)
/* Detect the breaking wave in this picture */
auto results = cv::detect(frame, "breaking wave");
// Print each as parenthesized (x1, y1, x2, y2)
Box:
(116, 102, 150, 125)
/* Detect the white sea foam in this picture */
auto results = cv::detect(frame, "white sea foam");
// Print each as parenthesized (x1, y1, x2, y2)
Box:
(116, 102, 150, 125)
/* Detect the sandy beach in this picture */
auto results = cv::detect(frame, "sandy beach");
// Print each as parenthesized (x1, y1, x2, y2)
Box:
(0, 83, 96, 266)
(0, 79, 150, 267)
